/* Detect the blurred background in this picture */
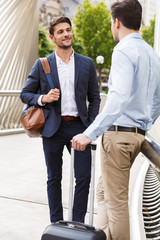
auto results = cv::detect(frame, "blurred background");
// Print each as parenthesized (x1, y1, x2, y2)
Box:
(0, 0, 159, 134)
(0, 1, 160, 240)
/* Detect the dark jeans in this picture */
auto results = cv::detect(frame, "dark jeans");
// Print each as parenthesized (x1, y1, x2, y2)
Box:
(42, 119, 91, 223)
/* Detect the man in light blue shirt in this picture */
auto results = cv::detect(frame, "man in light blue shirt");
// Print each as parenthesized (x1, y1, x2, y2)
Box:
(72, 0, 160, 239)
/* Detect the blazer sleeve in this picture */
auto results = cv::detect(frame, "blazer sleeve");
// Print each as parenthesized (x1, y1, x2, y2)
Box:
(87, 59, 101, 122)
(20, 59, 42, 106)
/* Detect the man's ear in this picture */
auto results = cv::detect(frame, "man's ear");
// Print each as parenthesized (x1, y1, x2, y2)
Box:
(115, 18, 120, 28)
(49, 34, 55, 42)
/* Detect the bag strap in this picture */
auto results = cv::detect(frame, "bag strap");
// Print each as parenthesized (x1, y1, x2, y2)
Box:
(40, 57, 55, 89)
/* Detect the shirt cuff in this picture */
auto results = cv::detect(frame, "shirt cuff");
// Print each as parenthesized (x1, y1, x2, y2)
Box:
(38, 95, 45, 106)
(83, 126, 101, 141)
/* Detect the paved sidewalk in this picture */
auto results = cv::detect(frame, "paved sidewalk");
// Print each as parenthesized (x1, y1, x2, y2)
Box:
(0, 133, 103, 240)
(0, 130, 153, 240)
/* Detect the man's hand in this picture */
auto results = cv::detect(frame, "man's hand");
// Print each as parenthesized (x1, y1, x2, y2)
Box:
(72, 134, 92, 151)
(42, 88, 60, 103)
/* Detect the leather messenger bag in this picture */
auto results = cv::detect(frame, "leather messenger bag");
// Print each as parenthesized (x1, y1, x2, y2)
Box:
(20, 58, 54, 137)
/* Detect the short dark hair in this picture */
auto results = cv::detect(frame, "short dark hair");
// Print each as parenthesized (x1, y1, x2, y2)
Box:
(111, 0, 142, 30)
(49, 16, 72, 35)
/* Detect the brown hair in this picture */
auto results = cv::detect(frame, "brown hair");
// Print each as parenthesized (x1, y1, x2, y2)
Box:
(49, 16, 72, 36)
(111, 0, 142, 30)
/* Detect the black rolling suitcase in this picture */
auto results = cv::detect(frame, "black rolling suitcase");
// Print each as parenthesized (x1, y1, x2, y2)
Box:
(41, 143, 106, 240)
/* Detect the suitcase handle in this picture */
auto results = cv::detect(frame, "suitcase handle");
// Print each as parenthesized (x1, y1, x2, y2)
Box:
(69, 141, 97, 225)
(70, 141, 97, 150)
(58, 220, 95, 230)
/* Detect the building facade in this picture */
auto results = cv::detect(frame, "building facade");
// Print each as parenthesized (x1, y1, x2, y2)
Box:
(40, 0, 63, 27)
(39, 0, 82, 27)
(139, 0, 157, 25)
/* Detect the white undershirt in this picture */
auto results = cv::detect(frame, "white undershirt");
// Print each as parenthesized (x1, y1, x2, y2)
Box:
(55, 51, 78, 116)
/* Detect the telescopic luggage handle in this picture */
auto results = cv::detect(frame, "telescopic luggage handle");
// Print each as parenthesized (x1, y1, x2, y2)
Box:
(69, 141, 97, 226)
(70, 141, 97, 150)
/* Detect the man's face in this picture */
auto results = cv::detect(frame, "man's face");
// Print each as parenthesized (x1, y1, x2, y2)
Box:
(111, 18, 119, 43)
(52, 22, 73, 49)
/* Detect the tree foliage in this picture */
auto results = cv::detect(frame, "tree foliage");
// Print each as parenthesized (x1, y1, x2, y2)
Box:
(38, 25, 55, 57)
(141, 17, 155, 48)
(73, 0, 115, 70)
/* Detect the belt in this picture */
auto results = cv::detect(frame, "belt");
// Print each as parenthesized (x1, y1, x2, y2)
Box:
(108, 125, 146, 136)
(61, 116, 80, 122)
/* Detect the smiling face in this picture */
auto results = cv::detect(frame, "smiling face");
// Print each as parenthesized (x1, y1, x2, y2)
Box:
(50, 22, 73, 50)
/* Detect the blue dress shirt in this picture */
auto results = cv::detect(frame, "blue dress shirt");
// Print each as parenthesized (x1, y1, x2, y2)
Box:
(84, 33, 160, 141)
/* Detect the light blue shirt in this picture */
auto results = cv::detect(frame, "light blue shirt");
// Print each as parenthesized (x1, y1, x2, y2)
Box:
(84, 33, 160, 141)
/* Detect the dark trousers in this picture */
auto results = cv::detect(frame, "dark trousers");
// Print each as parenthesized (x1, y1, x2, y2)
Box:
(42, 119, 91, 223)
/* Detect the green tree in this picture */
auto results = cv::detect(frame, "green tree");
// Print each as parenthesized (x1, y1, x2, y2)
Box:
(73, 0, 115, 70)
(72, 33, 85, 55)
(141, 17, 155, 48)
(38, 25, 55, 57)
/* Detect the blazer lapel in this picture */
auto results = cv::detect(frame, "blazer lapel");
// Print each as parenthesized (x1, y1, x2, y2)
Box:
(47, 52, 60, 89)
(74, 52, 81, 87)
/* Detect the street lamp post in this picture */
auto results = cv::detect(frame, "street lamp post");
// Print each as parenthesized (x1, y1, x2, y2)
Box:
(96, 55, 104, 92)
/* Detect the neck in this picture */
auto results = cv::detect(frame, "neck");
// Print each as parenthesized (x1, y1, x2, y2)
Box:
(56, 47, 73, 63)
(119, 28, 139, 41)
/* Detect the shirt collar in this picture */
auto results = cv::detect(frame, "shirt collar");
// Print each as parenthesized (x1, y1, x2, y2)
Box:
(114, 33, 142, 51)
(55, 50, 74, 64)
